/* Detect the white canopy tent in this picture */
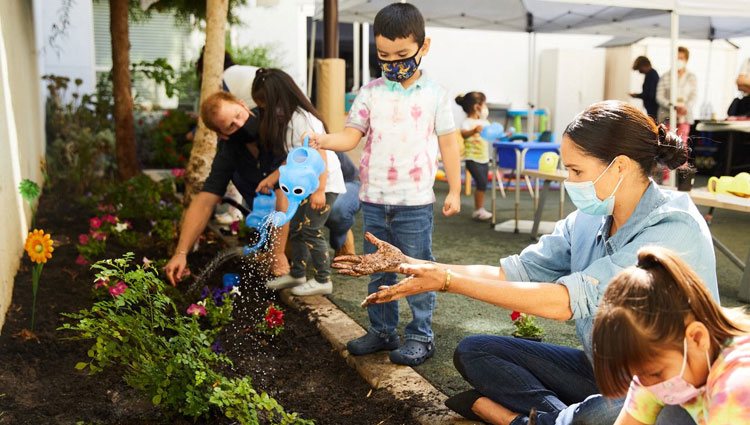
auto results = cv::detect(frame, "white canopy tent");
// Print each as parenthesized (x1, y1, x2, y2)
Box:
(316, 0, 750, 138)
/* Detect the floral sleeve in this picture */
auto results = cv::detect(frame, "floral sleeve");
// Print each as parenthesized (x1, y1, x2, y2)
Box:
(704, 336, 750, 424)
(624, 378, 663, 425)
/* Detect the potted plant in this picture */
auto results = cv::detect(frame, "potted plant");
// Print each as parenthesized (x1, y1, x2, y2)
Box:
(510, 311, 544, 342)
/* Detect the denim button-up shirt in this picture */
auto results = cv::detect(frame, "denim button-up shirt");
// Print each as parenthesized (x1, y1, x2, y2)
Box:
(500, 181, 719, 358)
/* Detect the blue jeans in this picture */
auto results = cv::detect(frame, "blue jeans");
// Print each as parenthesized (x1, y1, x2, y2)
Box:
(325, 181, 361, 250)
(454, 335, 696, 425)
(362, 202, 435, 343)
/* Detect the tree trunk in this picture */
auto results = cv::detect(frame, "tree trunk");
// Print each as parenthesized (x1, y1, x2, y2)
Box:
(183, 0, 229, 205)
(109, 0, 139, 180)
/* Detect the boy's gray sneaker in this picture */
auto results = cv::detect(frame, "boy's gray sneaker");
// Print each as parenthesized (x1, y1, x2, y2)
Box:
(346, 331, 400, 356)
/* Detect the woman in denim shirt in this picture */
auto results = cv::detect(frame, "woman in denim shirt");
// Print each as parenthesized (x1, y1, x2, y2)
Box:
(335, 101, 719, 425)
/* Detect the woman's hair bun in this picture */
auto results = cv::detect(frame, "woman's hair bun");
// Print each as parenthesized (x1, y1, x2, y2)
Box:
(455, 94, 465, 106)
(656, 124, 688, 170)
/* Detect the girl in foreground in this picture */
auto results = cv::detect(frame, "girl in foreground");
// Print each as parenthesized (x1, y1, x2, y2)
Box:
(593, 246, 750, 425)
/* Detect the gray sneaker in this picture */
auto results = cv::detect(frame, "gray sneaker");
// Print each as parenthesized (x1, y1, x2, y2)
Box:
(266, 274, 305, 290)
(290, 278, 333, 296)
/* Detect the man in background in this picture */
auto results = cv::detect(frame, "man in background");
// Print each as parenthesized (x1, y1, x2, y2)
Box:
(630, 56, 660, 122)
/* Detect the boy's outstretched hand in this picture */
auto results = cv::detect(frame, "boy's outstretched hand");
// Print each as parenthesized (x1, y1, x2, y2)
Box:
(442, 191, 461, 216)
(332, 232, 408, 276)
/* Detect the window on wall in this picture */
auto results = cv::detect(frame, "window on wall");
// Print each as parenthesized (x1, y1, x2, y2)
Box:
(93, 2, 195, 109)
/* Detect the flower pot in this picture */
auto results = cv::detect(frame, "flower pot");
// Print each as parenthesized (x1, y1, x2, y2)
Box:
(512, 334, 542, 342)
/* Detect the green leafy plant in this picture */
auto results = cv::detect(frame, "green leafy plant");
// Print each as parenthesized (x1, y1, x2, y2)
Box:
(509, 311, 544, 339)
(227, 42, 282, 68)
(60, 254, 312, 424)
(19, 179, 41, 228)
(43, 74, 116, 194)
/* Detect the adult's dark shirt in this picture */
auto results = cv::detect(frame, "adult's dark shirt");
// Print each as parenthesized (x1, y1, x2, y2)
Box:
(201, 109, 286, 204)
(634, 68, 660, 120)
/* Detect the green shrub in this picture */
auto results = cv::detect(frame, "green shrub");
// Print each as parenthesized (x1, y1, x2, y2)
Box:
(60, 254, 312, 424)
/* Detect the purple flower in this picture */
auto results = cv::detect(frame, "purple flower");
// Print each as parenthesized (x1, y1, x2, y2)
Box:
(211, 340, 224, 353)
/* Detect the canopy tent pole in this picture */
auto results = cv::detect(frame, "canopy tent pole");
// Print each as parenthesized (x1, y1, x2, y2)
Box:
(362, 22, 371, 85)
(701, 26, 716, 120)
(667, 10, 679, 186)
(307, 19, 316, 97)
(526, 12, 536, 141)
(352, 22, 361, 90)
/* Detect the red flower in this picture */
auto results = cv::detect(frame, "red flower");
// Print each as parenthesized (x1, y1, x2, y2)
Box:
(102, 214, 117, 224)
(170, 168, 185, 178)
(78, 234, 90, 245)
(164, 135, 174, 143)
(75, 255, 89, 266)
(108, 281, 128, 297)
(265, 305, 284, 328)
(94, 277, 109, 289)
(510, 311, 522, 322)
(89, 217, 102, 229)
(187, 304, 207, 316)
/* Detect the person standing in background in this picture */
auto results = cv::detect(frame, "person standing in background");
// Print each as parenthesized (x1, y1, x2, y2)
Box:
(656, 46, 697, 142)
(630, 56, 660, 122)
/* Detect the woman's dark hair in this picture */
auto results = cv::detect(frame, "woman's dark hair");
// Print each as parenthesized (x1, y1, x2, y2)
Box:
(455, 92, 486, 114)
(251, 68, 327, 156)
(564, 100, 688, 176)
(592, 246, 748, 397)
(373, 3, 425, 46)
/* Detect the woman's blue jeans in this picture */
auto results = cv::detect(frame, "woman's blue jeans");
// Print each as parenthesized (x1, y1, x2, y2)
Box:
(362, 202, 435, 343)
(454, 335, 695, 425)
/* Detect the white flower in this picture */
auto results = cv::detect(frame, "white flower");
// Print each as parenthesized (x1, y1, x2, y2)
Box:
(230, 286, 242, 297)
(142, 256, 151, 267)
(114, 222, 129, 233)
(197, 300, 206, 307)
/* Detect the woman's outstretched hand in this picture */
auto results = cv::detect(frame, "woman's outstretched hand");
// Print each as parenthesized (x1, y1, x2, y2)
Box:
(332, 232, 408, 276)
(361, 263, 445, 307)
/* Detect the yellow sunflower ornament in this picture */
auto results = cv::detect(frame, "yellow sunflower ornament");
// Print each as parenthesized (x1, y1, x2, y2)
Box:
(24, 229, 53, 330)
(25, 229, 54, 263)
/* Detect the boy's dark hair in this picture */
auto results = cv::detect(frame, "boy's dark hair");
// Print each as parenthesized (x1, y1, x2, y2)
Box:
(373, 3, 425, 46)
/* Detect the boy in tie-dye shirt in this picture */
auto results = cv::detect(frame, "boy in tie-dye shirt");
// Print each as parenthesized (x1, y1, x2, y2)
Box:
(309, 3, 461, 366)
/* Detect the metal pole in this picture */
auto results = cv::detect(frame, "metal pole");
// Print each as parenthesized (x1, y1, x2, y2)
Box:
(307, 19, 316, 98)
(353, 22, 361, 90)
(324, 0, 339, 58)
(362, 22, 371, 84)
(527, 32, 536, 142)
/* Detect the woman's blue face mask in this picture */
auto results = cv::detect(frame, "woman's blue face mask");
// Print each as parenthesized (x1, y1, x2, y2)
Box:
(377, 48, 422, 82)
(564, 159, 624, 216)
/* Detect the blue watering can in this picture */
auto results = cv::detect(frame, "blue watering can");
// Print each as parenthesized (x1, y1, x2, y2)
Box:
(245, 191, 277, 230)
(480, 122, 505, 141)
(243, 136, 324, 255)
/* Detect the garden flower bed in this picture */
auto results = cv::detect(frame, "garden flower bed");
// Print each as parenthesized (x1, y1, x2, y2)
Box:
(0, 191, 415, 424)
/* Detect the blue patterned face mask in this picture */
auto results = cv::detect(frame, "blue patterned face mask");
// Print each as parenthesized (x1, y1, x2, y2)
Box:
(378, 49, 421, 82)
(564, 159, 623, 216)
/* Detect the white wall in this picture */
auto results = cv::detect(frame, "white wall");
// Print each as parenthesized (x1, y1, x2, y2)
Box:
(34, 0, 97, 99)
(230, 0, 311, 93)
(1, 0, 45, 333)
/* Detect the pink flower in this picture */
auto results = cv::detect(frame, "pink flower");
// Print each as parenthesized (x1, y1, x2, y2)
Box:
(75, 255, 89, 266)
(97, 203, 115, 213)
(108, 281, 127, 297)
(142, 257, 152, 267)
(230, 220, 240, 234)
(187, 304, 207, 317)
(510, 311, 522, 322)
(78, 234, 90, 245)
(90, 230, 107, 241)
(102, 214, 117, 224)
(171, 168, 185, 178)
(89, 217, 102, 229)
(94, 277, 109, 289)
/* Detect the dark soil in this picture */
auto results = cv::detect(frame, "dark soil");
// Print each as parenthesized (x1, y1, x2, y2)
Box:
(0, 193, 416, 424)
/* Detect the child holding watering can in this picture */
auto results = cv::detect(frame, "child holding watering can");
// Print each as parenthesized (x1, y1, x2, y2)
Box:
(255, 68, 346, 297)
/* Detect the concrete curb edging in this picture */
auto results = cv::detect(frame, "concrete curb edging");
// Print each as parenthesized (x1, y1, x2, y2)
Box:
(280, 291, 480, 425)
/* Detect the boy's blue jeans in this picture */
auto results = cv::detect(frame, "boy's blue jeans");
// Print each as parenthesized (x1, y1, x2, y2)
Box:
(454, 335, 696, 425)
(362, 202, 435, 343)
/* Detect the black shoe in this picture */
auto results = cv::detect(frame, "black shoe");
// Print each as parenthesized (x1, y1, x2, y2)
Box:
(346, 331, 400, 356)
(445, 389, 484, 422)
